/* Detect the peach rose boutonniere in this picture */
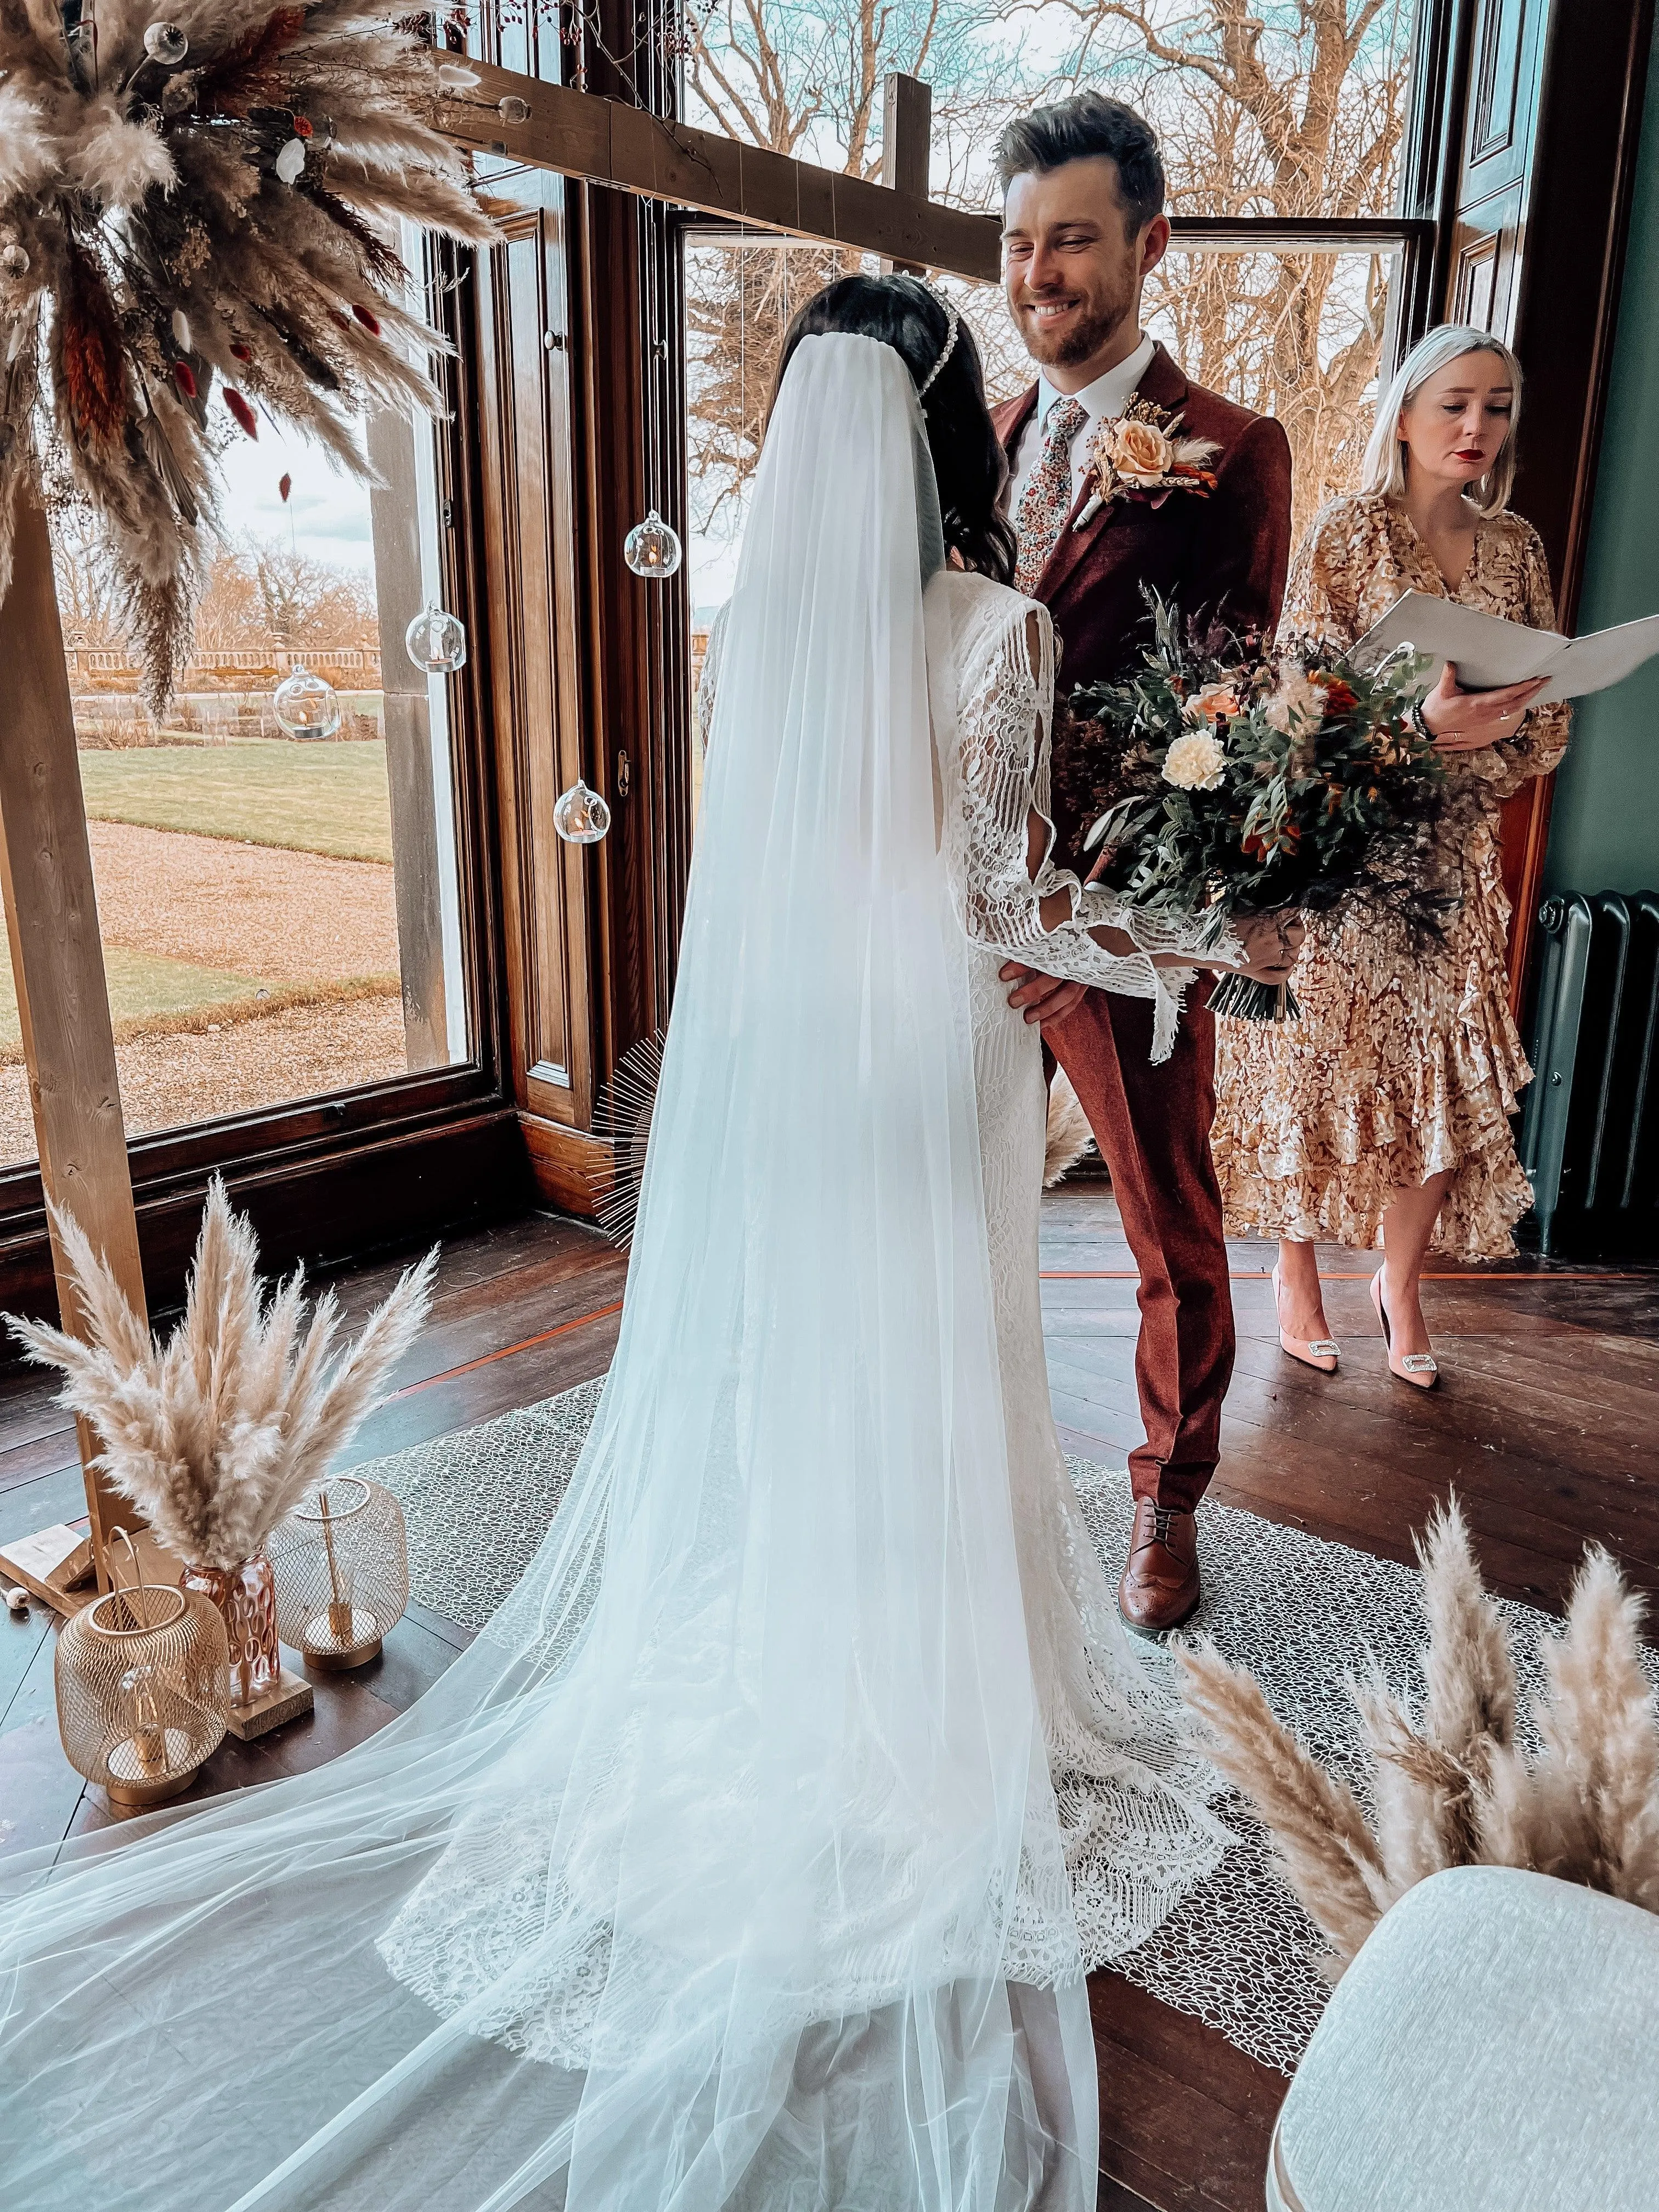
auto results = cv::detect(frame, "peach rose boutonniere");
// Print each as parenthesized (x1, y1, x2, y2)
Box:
(1075, 397, 1221, 529)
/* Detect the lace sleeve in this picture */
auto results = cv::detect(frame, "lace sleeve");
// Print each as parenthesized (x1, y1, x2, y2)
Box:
(944, 596, 1194, 1059)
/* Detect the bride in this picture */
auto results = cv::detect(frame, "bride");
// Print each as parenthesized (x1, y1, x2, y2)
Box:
(0, 280, 1267, 2210)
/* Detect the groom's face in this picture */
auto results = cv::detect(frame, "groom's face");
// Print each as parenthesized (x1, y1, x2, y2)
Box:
(1001, 156, 1166, 379)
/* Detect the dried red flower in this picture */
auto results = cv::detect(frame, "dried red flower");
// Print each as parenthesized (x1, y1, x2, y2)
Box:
(293, 115, 314, 138)
(225, 389, 258, 439)
(57, 245, 128, 448)
(230, 342, 253, 362)
(171, 359, 198, 399)
(351, 304, 382, 335)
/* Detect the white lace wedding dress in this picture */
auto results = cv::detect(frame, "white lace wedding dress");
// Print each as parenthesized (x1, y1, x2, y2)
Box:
(927, 569, 1228, 1959)
(698, 563, 1227, 1969)
(0, 335, 1223, 2212)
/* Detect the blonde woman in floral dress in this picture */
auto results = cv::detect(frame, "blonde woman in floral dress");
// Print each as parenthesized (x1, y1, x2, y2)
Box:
(1211, 326, 1571, 1386)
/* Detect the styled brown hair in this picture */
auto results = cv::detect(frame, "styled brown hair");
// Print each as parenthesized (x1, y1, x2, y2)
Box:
(995, 92, 1166, 239)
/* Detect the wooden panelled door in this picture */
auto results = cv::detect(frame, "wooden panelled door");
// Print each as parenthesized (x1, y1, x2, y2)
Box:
(1439, 0, 1656, 1016)
(473, 172, 602, 1154)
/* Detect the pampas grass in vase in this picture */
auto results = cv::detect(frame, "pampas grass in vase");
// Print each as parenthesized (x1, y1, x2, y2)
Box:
(8, 1178, 436, 1707)
(1177, 1498, 1659, 1980)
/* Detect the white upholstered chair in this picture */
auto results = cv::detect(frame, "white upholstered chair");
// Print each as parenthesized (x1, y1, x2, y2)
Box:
(1267, 1864, 1659, 2211)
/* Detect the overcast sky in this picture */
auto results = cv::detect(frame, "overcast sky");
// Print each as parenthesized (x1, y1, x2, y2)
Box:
(217, 413, 376, 574)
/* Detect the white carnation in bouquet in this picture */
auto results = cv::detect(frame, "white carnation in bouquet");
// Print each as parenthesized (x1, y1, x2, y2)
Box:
(1161, 730, 1227, 791)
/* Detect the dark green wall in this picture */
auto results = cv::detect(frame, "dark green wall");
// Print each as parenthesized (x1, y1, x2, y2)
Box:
(1542, 12, 1659, 899)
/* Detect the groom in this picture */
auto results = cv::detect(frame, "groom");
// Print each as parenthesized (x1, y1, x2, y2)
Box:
(992, 93, 1293, 1634)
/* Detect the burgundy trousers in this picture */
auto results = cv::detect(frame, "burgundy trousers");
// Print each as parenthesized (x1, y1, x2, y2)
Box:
(1046, 983, 1234, 1513)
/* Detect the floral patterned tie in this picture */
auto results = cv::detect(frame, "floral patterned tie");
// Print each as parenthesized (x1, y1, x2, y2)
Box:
(1013, 396, 1087, 594)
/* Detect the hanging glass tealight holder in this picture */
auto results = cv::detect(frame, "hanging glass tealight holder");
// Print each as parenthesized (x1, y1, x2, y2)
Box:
(142, 20, 189, 64)
(623, 509, 682, 579)
(404, 602, 468, 675)
(553, 780, 611, 844)
(273, 662, 341, 739)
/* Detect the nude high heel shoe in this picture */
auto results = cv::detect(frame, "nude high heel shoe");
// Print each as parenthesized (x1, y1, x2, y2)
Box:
(1272, 1263, 1339, 1374)
(1370, 1270, 1440, 1389)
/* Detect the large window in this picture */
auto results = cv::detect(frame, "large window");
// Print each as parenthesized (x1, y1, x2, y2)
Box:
(12, 239, 475, 1178)
(681, 0, 1427, 665)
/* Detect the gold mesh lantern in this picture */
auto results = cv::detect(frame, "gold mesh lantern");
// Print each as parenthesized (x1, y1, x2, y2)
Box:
(269, 1476, 409, 1669)
(55, 1582, 230, 1809)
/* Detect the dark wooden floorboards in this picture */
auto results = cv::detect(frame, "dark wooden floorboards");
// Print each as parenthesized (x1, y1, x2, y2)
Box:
(2, 1187, 1655, 2209)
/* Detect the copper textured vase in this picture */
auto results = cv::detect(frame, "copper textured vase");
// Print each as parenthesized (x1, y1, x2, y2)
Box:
(182, 1554, 281, 1708)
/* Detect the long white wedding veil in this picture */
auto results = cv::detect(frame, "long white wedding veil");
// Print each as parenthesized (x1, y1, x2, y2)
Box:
(0, 332, 1097, 2210)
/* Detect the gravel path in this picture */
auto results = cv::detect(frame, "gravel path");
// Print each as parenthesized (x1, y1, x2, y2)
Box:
(88, 820, 399, 984)
(0, 995, 411, 1164)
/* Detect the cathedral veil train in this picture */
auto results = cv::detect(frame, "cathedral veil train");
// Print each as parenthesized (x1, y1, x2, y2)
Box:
(0, 327, 1228, 2211)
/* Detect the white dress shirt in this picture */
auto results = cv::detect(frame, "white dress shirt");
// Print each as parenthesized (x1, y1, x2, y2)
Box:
(1005, 331, 1158, 516)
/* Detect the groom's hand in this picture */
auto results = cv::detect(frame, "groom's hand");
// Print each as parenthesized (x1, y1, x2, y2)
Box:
(1001, 962, 1088, 1026)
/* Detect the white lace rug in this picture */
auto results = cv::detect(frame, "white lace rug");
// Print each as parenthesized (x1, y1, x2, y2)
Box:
(357, 1381, 1578, 2078)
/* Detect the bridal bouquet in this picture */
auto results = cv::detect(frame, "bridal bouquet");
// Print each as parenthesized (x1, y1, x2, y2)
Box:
(1062, 595, 1449, 1022)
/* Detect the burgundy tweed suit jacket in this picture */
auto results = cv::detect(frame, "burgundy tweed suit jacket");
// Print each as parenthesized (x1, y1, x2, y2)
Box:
(992, 342, 1293, 870)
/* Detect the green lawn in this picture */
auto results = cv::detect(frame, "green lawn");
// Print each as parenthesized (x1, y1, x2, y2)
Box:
(0, 945, 265, 1054)
(78, 739, 394, 864)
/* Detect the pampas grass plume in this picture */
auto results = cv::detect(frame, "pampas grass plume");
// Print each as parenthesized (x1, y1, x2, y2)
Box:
(1180, 1494, 1659, 1976)
(1530, 1547, 1659, 1906)
(5, 1178, 436, 1569)
(1043, 1071, 1095, 1188)
(1416, 1497, 1516, 1764)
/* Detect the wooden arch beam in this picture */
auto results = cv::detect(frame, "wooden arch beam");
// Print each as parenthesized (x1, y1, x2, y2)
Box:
(438, 61, 1002, 284)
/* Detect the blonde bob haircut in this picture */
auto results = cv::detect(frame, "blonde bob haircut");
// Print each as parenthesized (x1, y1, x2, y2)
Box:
(1360, 324, 1522, 518)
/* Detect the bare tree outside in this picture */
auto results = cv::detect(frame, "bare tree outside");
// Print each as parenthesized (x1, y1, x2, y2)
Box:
(681, 0, 1416, 548)
(244, 545, 380, 651)
(53, 509, 132, 651)
(682, 0, 1023, 542)
(1058, 0, 1414, 534)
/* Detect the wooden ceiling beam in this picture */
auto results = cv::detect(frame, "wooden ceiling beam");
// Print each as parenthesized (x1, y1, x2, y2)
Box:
(437, 60, 1002, 284)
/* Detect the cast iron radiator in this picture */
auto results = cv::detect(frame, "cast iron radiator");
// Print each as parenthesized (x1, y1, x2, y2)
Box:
(1520, 892, 1659, 1258)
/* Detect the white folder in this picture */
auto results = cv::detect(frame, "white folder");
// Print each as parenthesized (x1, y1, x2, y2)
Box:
(1351, 589, 1659, 706)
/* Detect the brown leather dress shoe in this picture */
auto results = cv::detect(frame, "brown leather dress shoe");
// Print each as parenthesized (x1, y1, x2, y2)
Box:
(1118, 1500, 1201, 1634)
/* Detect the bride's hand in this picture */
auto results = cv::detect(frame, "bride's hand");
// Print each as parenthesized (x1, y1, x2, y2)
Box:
(1209, 910, 1305, 984)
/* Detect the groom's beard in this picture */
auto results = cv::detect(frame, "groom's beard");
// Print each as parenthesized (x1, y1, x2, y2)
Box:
(1014, 278, 1137, 373)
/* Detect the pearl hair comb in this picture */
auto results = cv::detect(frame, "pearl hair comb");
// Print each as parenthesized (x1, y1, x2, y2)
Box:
(916, 283, 961, 398)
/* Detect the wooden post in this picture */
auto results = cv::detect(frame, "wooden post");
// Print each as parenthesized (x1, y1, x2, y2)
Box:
(0, 486, 148, 1589)
(882, 75, 933, 276)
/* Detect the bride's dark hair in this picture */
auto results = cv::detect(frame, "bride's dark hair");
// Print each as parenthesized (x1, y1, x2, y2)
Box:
(771, 274, 1019, 586)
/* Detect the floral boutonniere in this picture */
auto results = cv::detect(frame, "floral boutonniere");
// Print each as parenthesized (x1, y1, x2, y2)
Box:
(1074, 398, 1222, 529)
